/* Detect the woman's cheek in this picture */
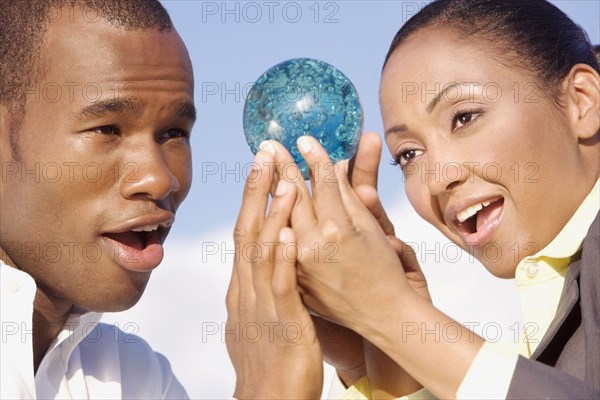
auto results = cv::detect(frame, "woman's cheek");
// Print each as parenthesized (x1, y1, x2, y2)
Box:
(405, 179, 430, 220)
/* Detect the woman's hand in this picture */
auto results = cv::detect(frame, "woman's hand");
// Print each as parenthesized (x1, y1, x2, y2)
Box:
(264, 135, 412, 334)
(350, 132, 431, 303)
(258, 140, 368, 388)
(311, 315, 366, 387)
(350, 132, 431, 397)
(268, 135, 482, 399)
(226, 150, 323, 399)
(261, 134, 432, 396)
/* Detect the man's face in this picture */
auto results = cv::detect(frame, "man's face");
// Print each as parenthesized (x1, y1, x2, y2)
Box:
(380, 27, 590, 278)
(0, 11, 195, 311)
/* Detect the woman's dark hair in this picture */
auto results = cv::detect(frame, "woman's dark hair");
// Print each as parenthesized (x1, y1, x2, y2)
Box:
(384, 0, 599, 93)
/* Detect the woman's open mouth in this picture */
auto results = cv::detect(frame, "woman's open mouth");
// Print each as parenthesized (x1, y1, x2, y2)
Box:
(454, 197, 504, 246)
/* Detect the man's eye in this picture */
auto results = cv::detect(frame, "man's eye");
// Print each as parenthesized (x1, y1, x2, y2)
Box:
(93, 125, 120, 135)
(159, 129, 190, 143)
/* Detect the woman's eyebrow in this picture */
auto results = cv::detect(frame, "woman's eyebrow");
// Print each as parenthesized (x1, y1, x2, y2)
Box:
(385, 123, 408, 138)
(426, 81, 472, 113)
(385, 81, 477, 138)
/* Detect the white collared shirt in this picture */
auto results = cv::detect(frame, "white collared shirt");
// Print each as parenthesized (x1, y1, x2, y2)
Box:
(0, 262, 188, 399)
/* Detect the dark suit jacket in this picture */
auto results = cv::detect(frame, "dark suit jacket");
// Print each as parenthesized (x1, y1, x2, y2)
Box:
(507, 212, 600, 398)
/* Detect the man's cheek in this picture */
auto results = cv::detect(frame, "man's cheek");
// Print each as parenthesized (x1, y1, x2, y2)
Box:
(172, 161, 193, 204)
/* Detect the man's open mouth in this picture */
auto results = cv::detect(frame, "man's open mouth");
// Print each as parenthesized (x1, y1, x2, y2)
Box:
(102, 226, 163, 251)
(100, 215, 174, 271)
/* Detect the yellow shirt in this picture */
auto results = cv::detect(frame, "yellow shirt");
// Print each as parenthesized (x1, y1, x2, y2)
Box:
(340, 180, 600, 399)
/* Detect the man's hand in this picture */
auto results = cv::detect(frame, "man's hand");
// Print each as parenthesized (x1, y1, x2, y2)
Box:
(226, 150, 323, 399)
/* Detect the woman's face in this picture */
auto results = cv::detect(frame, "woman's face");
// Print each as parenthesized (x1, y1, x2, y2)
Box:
(380, 27, 590, 278)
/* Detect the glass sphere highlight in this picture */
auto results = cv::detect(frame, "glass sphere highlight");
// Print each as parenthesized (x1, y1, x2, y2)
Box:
(243, 58, 363, 179)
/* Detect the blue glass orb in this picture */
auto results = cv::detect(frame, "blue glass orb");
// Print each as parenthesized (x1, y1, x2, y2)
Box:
(243, 58, 363, 179)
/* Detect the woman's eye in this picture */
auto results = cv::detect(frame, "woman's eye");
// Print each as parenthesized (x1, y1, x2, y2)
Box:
(457, 113, 473, 125)
(451, 110, 482, 131)
(392, 148, 423, 168)
(93, 125, 120, 135)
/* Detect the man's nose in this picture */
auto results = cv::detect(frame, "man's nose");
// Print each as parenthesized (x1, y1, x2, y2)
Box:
(119, 145, 180, 201)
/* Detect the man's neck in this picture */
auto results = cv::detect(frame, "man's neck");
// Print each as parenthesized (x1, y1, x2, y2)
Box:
(0, 246, 17, 269)
(32, 289, 73, 373)
(1, 246, 73, 373)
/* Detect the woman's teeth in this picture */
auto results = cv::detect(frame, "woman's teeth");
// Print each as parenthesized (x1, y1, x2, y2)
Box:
(457, 200, 493, 223)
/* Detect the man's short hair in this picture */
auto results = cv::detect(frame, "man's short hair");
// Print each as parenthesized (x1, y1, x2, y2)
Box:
(593, 45, 600, 65)
(0, 0, 174, 159)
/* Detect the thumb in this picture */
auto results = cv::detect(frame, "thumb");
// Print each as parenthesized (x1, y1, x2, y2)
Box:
(354, 184, 395, 236)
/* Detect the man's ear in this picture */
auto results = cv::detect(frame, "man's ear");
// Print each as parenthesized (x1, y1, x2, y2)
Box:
(560, 63, 600, 141)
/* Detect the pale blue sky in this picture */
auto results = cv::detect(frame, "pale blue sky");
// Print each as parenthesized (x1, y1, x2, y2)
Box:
(163, 0, 600, 240)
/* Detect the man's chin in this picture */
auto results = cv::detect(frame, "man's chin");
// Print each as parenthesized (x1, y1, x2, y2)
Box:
(76, 290, 147, 313)
(69, 275, 151, 313)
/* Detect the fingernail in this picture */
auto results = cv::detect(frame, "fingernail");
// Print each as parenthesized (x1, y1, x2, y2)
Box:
(275, 180, 288, 196)
(297, 136, 313, 153)
(279, 228, 290, 242)
(252, 151, 265, 171)
(259, 141, 275, 156)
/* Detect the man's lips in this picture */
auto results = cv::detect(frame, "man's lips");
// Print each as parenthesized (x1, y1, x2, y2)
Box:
(446, 196, 505, 246)
(103, 229, 162, 251)
(103, 212, 175, 235)
(100, 211, 174, 272)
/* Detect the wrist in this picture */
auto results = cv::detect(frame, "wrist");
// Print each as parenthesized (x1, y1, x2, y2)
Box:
(351, 288, 423, 343)
(336, 364, 367, 388)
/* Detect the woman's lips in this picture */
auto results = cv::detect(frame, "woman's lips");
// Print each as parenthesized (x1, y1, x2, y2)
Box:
(476, 199, 504, 232)
(455, 198, 505, 246)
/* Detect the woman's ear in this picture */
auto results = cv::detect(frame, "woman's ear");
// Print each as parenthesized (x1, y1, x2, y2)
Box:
(560, 63, 600, 140)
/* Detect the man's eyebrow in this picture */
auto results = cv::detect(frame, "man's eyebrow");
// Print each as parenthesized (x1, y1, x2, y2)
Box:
(72, 99, 143, 121)
(426, 82, 465, 113)
(384, 123, 408, 138)
(71, 99, 196, 123)
(173, 101, 197, 122)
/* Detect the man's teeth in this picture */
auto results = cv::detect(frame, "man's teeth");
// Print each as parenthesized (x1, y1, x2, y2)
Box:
(457, 200, 493, 223)
(131, 224, 159, 232)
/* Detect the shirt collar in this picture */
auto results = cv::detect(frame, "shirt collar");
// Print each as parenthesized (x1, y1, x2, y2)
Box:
(0, 260, 103, 361)
(531, 179, 600, 260)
